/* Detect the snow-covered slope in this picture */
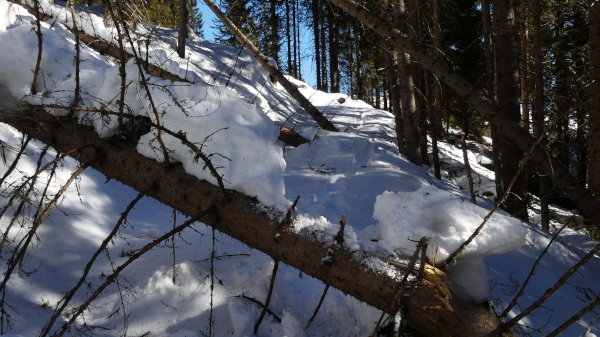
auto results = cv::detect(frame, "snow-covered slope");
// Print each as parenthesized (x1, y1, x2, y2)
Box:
(0, 1, 598, 336)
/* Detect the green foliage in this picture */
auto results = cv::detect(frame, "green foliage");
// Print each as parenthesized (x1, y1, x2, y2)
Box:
(214, 0, 257, 46)
(139, 0, 203, 37)
(74, 0, 204, 37)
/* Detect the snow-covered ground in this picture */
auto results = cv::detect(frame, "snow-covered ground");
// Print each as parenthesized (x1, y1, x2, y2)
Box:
(0, 1, 598, 336)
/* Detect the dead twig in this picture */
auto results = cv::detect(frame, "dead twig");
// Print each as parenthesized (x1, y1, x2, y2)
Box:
(51, 211, 212, 337)
(546, 296, 600, 337)
(498, 243, 600, 333)
(254, 260, 280, 335)
(500, 219, 572, 318)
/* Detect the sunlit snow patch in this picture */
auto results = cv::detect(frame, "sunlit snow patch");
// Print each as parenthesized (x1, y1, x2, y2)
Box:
(373, 185, 526, 301)
(0, 4, 288, 208)
(374, 185, 526, 262)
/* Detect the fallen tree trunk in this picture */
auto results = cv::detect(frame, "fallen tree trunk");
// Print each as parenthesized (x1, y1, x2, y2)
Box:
(327, 0, 600, 225)
(9, 0, 310, 147)
(202, 0, 338, 132)
(0, 105, 510, 336)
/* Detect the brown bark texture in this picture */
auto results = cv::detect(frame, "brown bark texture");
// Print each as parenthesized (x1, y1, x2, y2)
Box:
(588, 0, 600, 199)
(0, 106, 510, 337)
(326, 0, 600, 226)
(492, 0, 528, 221)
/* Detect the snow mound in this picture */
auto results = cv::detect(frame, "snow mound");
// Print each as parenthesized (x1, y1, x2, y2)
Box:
(0, 2, 288, 208)
(373, 185, 526, 263)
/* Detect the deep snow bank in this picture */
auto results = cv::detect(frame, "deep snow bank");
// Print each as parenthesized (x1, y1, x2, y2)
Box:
(0, 1, 288, 208)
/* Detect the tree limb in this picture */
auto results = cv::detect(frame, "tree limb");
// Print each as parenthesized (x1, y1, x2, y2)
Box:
(0, 105, 511, 336)
(326, 0, 600, 225)
(202, 0, 338, 132)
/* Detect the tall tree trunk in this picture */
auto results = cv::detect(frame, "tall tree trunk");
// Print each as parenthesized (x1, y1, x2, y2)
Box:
(268, 0, 280, 64)
(397, 0, 421, 165)
(296, 0, 302, 79)
(588, 0, 600, 199)
(292, 0, 298, 77)
(518, 1, 530, 130)
(320, 6, 328, 90)
(177, 0, 188, 58)
(482, 0, 503, 200)
(492, 0, 528, 220)
(554, 7, 571, 170)
(312, 0, 322, 90)
(328, 4, 340, 92)
(327, 0, 600, 224)
(531, 0, 549, 231)
(285, 0, 292, 75)
(386, 49, 404, 153)
(430, 0, 442, 179)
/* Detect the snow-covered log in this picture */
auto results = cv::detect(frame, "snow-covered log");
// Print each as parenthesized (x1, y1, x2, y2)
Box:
(6, 0, 310, 148)
(0, 105, 511, 337)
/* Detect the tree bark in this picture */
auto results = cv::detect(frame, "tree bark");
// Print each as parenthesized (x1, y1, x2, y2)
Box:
(177, 0, 188, 58)
(203, 0, 338, 132)
(430, 0, 442, 179)
(312, 0, 322, 90)
(492, 0, 528, 221)
(285, 0, 292, 75)
(0, 106, 512, 337)
(327, 3, 340, 92)
(531, 0, 549, 231)
(589, 0, 600, 199)
(326, 0, 600, 225)
(396, 0, 421, 165)
(481, 0, 504, 201)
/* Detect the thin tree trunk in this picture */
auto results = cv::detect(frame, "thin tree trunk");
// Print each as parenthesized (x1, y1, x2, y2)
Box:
(430, 0, 442, 179)
(492, 0, 528, 221)
(285, 0, 292, 75)
(296, 0, 302, 79)
(204, 0, 338, 131)
(462, 133, 477, 204)
(531, 0, 549, 231)
(320, 6, 328, 90)
(326, 0, 600, 224)
(313, 0, 322, 90)
(482, 0, 504, 200)
(292, 0, 298, 77)
(177, 0, 188, 58)
(588, 0, 600, 199)
(328, 4, 340, 92)
(519, 1, 530, 130)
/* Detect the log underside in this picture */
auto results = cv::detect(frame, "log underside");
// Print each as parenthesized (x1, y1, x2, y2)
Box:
(0, 106, 509, 336)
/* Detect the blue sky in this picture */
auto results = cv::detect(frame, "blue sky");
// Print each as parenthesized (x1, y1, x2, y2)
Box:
(195, 1, 318, 88)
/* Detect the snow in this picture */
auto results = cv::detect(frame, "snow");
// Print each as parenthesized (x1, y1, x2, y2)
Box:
(0, 0, 599, 336)
(0, 1, 288, 208)
(373, 186, 526, 262)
